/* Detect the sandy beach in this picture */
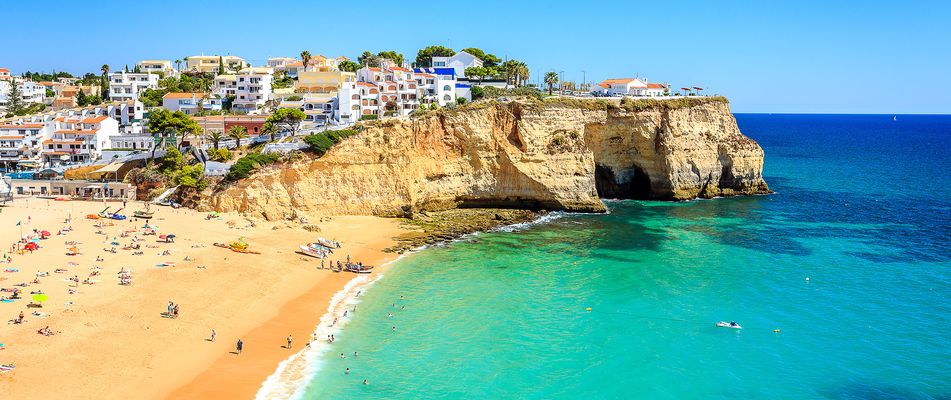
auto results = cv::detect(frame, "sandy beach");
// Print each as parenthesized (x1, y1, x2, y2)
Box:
(0, 197, 405, 399)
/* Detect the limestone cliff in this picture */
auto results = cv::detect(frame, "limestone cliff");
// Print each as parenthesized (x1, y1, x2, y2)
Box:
(199, 97, 769, 220)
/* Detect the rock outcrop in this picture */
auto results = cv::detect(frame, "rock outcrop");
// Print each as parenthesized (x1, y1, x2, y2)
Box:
(200, 97, 769, 220)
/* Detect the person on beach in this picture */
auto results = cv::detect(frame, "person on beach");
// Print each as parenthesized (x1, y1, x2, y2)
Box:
(287, 335, 293, 349)
(236, 339, 243, 354)
(211, 329, 216, 342)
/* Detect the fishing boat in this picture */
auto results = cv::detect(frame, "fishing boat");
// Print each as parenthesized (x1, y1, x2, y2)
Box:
(304, 242, 334, 253)
(133, 210, 154, 219)
(213, 238, 260, 254)
(297, 245, 328, 258)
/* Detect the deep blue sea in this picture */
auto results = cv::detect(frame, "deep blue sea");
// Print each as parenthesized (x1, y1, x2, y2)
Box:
(295, 114, 950, 399)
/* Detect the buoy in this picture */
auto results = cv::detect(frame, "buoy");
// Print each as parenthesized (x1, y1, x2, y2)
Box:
(774, 329, 781, 333)
(585, 307, 592, 311)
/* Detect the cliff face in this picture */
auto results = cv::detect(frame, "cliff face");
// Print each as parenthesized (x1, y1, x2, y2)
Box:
(200, 98, 769, 220)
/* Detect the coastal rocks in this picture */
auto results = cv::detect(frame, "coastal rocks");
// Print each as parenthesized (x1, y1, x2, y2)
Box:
(385, 208, 541, 253)
(201, 98, 769, 220)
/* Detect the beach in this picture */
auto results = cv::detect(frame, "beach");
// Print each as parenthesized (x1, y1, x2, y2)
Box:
(0, 197, 405, 399)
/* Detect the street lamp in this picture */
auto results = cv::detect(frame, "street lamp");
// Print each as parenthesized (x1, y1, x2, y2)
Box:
(559, 71, 565, 91)
(581, 70, 586, 93)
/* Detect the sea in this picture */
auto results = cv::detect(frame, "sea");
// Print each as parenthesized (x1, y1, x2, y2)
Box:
(267, 114, 951, 399)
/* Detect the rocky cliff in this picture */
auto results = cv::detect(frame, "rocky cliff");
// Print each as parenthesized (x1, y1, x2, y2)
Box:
(199, 97, 769, 220)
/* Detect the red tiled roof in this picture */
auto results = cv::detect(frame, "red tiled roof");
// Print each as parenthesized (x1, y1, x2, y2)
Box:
(0, 123, 44, 129)
(646, 83, 667, 89)
(162, 92, 206, 99)
(81, 116, 109, 123)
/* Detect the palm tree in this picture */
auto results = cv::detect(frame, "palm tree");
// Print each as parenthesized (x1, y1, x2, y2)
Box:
(205, 130, 223, 150)
(174, 59, 182, 72)
(544, 71, 559, 95)
(262, 121, 276, 142)
(300, 51, 312, 70)
(515, 62, 529, 87)
(228, 126, 248, 148)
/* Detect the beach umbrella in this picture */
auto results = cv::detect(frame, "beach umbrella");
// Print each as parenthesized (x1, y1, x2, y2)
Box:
(24, 242, 39, 251)
(32, 293, 48, 303)
(40, 230, 51, 237)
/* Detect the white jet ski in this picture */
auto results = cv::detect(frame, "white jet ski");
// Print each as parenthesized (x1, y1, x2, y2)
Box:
(716, 321, 742, 329)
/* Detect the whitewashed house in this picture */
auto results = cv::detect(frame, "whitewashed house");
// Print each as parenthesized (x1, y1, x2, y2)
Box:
(231, 67, 274, 112)
(592, 78, 669, 97)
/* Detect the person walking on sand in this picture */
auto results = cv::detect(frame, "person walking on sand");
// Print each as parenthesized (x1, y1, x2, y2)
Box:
(287, 334, 293, 349)
(210, 329, 216, 342)
(236, 339, 243, 354)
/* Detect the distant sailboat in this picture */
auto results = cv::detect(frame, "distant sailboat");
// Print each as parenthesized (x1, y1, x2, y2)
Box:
(893, 116, 897, 121)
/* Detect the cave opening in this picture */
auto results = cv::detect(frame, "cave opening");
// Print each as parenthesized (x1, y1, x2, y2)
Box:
(595, 164, 653, 199)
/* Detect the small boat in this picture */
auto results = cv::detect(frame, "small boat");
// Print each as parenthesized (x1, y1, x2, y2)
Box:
(315, 237, 340, 249)
(133, 210, 154, 219)
(345, 263, 374, 274)
(716, 321, 742, 329)
(213, 242, 260, 254)
(108, 213, 127, 220)
(303, 242, 334, 253)
(298, 245, 328, 258)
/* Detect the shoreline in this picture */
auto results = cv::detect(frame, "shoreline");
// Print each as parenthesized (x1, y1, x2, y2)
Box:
(0, 198, 407, 400)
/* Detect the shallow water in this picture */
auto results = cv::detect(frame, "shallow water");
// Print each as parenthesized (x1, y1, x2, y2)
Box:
(295, 114, 951, 399)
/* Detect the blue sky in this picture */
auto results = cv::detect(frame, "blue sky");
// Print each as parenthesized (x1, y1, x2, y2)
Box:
(5, 0, 949, 114)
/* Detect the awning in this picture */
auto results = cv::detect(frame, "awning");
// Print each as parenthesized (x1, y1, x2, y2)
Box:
(93, 162, 123, 174)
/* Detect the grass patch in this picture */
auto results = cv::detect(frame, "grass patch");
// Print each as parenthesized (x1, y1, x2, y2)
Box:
(224, 152, 280, 181)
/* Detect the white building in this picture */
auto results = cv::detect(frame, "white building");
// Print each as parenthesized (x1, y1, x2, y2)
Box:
(231, 67, 274, 112)
(0, 122, 50, 168)
(0, 77, 47, 109)
(10, 100, 144, 131)
(413, 68, 461, 105)
(431, 51, 483, 78)
(107, 133, 154, 151)
(108, 71, 159, 101)
(267, 57, 299, 69)
(592, 78, 669, 97)
(161, 93, 222, 115)
(42, 115, 119, 166)
(136, 60, 174, 76)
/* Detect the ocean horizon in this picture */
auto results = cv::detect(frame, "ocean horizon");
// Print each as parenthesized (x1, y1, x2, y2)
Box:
(267, 113, 950, 399)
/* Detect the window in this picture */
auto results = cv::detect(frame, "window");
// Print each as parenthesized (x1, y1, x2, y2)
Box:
(443, 85, 451, 91)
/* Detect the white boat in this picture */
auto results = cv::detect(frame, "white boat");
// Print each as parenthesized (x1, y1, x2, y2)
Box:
(298, 245, 328, 258)
(315, 237, 340, 249)
(716, 321, 742, 329)
(305, 242, 334, 253)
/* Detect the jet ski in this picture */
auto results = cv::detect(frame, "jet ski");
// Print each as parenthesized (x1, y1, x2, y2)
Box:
(716, 321, 742, 329)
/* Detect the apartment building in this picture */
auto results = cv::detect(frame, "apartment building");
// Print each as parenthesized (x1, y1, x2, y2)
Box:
(108, 71, 159, 101)
(186, 55, 247, 74)
(0, 122, 50, 168)
(231, 67, 274, 112)
(42, 115, 119, 165)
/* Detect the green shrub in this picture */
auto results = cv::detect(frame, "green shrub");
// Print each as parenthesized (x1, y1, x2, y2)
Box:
(210, 148, 232, 161)
(470, 85, 484, 100)
(303, 133, 334, 155)
(286, 95, 303, 101)
(358, 114, 379, 121)
(158, 147, 184, 172)
(175, 164, 207, 190)
(482, 86, 543, 100)
(456, 97, 468, 105)
(225, 152, 280, 181)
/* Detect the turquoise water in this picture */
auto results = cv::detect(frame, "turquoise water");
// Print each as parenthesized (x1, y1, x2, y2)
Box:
(299, 114, 950, 399)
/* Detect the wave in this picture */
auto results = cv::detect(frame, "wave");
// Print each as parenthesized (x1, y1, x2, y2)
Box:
(253, 254, 413, 399)
(253, 212, 569, 398)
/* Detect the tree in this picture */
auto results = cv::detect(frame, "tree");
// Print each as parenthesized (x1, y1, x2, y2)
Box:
(414, 46, 455, 68)
(266, 108, 306, 137)
(460, 48, 500, 67)
(300, 50, 312, 69)
(5, 80, 26, 116)
(501, 60, 530, 87)
(228, 125, 249, 148)
(377, 50, 404, 66)
(338, 61, 360, 72)
(148, 108, 203, 147)
(101, 64, 110, 100)
(218, 56, 224, 75)
(358, 51, 379, 67)
(204, 130, 224, 150)
(174, 59, 182, 72)
(544, 71, 559, 95)
(465, 66, 487, 84)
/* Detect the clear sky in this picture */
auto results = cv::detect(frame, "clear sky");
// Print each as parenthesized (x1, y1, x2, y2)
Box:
(4, 0, 949, 114)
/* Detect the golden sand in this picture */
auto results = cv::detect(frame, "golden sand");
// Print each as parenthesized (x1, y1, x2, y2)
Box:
(0, 198, 405, 399)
